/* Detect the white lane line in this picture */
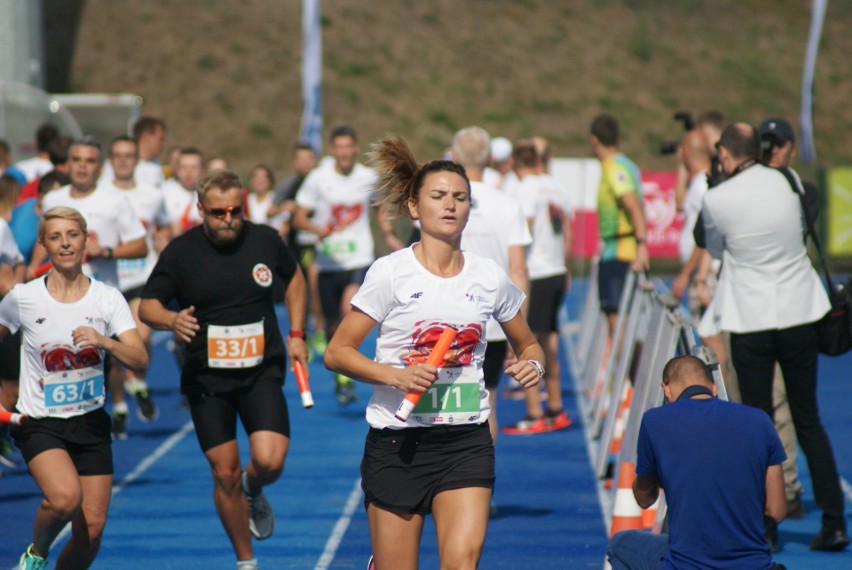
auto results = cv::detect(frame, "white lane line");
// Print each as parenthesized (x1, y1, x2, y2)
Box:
(314, 478, 364, 570)
(49, 420, 196, 550)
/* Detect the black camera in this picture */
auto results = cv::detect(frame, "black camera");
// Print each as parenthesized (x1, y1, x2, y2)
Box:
(758, 134, 782, 165)
(659, 111, 695, 155)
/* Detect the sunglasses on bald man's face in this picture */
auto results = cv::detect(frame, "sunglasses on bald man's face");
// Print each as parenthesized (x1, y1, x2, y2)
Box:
(200, 203, 243, 219)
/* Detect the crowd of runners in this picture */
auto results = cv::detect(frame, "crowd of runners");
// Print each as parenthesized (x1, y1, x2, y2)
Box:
(0, 111, 847, 570)
(0, 116, 573, 570)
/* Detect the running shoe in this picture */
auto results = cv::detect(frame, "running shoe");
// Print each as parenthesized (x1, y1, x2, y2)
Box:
(334, 373, 357, 406)
(111, 411, 129, 440)
(309, 329, 328, 356)
(18, 545, 48, 570)
(501, 416, 549, 435)
(545, 409, 572, 431)
(0, 426, 20, 468)
(243, 471, 274, 540)
(133, 389, 159, 423)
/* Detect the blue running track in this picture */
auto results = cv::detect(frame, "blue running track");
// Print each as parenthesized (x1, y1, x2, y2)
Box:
(1, 279, 849, 568)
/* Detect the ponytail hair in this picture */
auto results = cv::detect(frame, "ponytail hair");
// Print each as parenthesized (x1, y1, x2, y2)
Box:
(370, 134, 470, 220)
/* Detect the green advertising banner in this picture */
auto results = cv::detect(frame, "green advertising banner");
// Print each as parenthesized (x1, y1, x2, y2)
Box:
(827, 167, 852, 256)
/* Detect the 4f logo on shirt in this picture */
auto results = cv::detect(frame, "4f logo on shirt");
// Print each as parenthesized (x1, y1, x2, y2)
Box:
(252, 263, 272, 288)
(410, 292, 423, 299)
(35, 317, 47, 324)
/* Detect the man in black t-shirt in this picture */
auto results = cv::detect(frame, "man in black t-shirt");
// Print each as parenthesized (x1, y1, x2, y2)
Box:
(139, 170, 308, 570)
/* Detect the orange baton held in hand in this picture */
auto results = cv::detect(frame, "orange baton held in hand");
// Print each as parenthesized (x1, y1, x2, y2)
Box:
(394, 327, 458, 422)
(293, 360, 314, 408)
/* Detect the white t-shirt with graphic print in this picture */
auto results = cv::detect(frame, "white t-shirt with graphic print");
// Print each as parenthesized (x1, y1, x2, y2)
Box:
(351, 247, 524, 430)
(0, 277, 137, 419)
(295, 162, 376, 271)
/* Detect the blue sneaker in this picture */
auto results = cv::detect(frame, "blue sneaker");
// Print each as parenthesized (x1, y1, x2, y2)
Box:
(242, 471, 274, 539)
(18, 545, 48, 570)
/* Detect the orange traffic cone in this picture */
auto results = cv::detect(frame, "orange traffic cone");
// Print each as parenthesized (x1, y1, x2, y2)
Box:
(610, 461, 644, 536)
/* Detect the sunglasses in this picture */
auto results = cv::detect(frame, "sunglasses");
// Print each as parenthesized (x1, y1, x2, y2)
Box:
(200, 203, 243, 219)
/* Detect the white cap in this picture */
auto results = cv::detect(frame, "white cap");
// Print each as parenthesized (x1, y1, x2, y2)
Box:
(490, 137, 513, 162)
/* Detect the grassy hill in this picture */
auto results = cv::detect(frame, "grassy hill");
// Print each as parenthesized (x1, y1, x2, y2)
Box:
(70, 0, 852, 177)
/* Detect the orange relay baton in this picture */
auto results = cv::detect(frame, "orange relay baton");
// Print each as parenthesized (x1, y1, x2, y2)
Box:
(394, 326, 457, 422)
(293, 360, 314, 408)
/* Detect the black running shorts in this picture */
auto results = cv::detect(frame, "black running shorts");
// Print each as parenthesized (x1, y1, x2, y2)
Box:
(317, 266, 369, 325)
(361, 422, 494, 515)
(188, 375, 290, 452)
(528, 274, 566, 334)
(12, 408, 113, 476)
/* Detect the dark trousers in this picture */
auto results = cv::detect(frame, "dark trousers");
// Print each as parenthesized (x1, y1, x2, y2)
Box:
(731, 322, 845, 531)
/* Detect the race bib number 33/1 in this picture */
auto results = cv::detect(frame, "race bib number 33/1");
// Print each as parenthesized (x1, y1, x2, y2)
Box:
(207, 321, 265, 369)
(411, 367, 481, 425)
(43, 367, 105, 414)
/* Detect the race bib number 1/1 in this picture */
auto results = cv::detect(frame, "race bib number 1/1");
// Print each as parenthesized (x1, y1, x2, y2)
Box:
(43, 367, 105, 415)
(207, 321, 265, 369)
(410, 367, 481, 425)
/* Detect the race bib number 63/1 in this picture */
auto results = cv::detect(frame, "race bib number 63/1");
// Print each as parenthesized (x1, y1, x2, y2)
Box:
(43, 367, 105, 414)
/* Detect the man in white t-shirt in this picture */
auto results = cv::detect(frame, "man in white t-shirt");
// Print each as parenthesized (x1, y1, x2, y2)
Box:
(293, 125, 377, 404)
(37, 138, 148, 438)
(161, 147, 204, 236)
(503, 139, 574, 435)
(452, 126, 532, 443)
(101, 136, 172, 431)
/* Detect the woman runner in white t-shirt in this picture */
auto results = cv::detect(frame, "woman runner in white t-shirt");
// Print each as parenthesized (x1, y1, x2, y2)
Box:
(325, 136, 545, 570)
(0, 207, 148, 570)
